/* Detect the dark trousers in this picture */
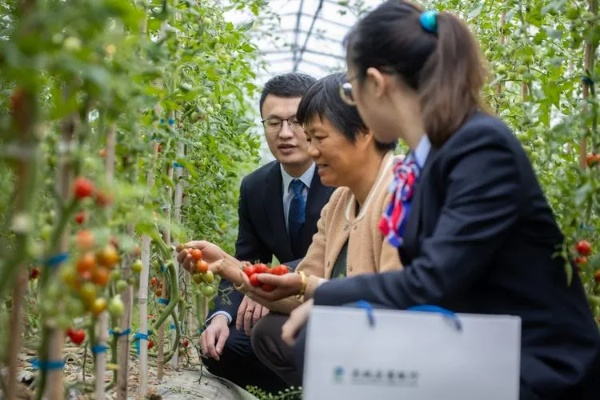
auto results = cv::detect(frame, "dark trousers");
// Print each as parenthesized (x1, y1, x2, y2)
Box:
(202, 325, 288, 394)
(251, 313, 303, 388)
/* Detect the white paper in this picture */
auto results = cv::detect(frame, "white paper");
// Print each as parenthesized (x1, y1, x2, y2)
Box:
(303, 306, 521, 400)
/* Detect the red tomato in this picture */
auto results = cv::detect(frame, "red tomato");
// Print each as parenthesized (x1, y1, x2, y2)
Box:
(95, 191, 113, 207)
(595, 270, 600, 284)
(29, 267, 40, 280)
(148, 340, 155, 349)
(150, 277, 159, 287)
(76, 252, 96, 275)
(586, 153, 600, 167)
(575, 240, 592, 256)
(261, 283, 275, 292)
(255, 264, 268, 274)
(574, 256, 588, 265)
(75, 212, 85, 225)
(76, 230, 95, 251)
(243, 265, 256, 277)
(196, 260, 209, 274)
(271, 265, 288, 276)
(190, 249, 202, 261)
(249, 273, 260, 287)
(67, 328, 86, 345)
(182, 339, 189, 348)
(96, 244, 119, 269)
(92, 267, 110, 287)
(73, 177, 95, 200)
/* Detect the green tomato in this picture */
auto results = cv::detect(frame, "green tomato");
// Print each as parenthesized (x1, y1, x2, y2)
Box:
(192, 273, 203, 284)
(116, 280, 128, 293)
(202, 271, 214, 284)
(202, 17, 213, 26)
(200, 285, 216, 297)
(66, 299, 85, 318)
(40, 225, 53, 241)
(63, 37, 82, 52)
(56, 315, 72, 330)
(110, 270, 122, 281)
(131, 259, 143, 274)
(108, 295, 125, 317)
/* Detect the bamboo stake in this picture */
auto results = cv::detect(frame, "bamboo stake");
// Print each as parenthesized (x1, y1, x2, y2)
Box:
(138, 141, 158, 398)
(40, 112, 76, 400)
(6, 270, 28, 400)
(136, 2, 152, 396)
(94, 123, 116, 400)
(173, 142, 188, 339)
(580, 0, 598, 169)
(116, 227, 134, 400)
(157, 163, 174, 380)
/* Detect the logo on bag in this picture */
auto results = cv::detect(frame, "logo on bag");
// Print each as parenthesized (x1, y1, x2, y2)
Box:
(333, 366, 345, 383)
(333, 366, 419, 387)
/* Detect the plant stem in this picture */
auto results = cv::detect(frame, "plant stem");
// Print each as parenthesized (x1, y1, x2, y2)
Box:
(6, 269, 28, 400)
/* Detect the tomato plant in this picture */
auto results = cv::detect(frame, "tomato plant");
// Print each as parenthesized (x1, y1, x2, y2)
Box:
(0, 0, 263, 397)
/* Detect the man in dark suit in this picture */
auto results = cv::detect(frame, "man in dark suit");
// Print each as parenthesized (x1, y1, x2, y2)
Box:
(199, 72, 334, 393)
(285, 113, 600, 399)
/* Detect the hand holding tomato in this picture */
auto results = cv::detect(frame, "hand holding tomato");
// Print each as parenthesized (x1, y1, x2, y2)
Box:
(176, 241, 224, 273)
(238, 264, 302, 302)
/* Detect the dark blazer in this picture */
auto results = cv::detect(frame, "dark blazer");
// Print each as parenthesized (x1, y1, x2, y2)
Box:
(210, 160, 334, 321)
(313, 112, 600, 399)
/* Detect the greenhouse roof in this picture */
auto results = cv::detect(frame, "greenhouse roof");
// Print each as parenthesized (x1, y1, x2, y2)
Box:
(229, 0, 382, 83)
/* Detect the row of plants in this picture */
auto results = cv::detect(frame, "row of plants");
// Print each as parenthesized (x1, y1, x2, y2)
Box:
(0, 0, 265, 398)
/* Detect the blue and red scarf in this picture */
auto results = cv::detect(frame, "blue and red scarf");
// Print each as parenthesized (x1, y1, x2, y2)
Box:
(378, 156, 420, 247)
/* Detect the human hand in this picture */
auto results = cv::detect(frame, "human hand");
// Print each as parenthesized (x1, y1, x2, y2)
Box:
(200, 314, 229, 361)
(246, 272, 303, 302)
(236, 296, 269, 336)
(281, 298, 313, 346)
(176, 240, 224, 274)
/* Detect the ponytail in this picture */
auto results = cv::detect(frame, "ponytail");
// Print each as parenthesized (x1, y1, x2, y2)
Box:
(418, 12, 489, 147)
(345, 1, 489, 148)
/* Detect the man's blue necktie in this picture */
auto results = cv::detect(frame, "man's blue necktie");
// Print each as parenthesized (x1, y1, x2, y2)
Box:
(288, 179, 306, 257)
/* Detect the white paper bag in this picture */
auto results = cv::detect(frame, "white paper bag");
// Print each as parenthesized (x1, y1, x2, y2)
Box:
(303, 305, 521, 400)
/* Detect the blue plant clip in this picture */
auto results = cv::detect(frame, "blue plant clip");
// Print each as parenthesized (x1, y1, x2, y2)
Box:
(420, 10, 438, 33)
(30, 358, 65, 370)
(45, 253, 69, 268)
(91, 344, 108, 354)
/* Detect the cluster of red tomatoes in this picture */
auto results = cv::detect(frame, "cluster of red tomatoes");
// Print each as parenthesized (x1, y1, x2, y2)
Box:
(573, 240, 599, 282)
(586, 153, 600, 168)
(242, 263, 289, 292)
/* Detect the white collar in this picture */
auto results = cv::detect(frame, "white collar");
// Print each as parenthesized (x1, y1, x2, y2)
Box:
(280, 162, 315, 193)
(413, 135, 431, 169)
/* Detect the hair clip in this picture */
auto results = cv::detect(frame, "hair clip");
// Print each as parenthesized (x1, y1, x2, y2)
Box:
(420, 10, 438, 34)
